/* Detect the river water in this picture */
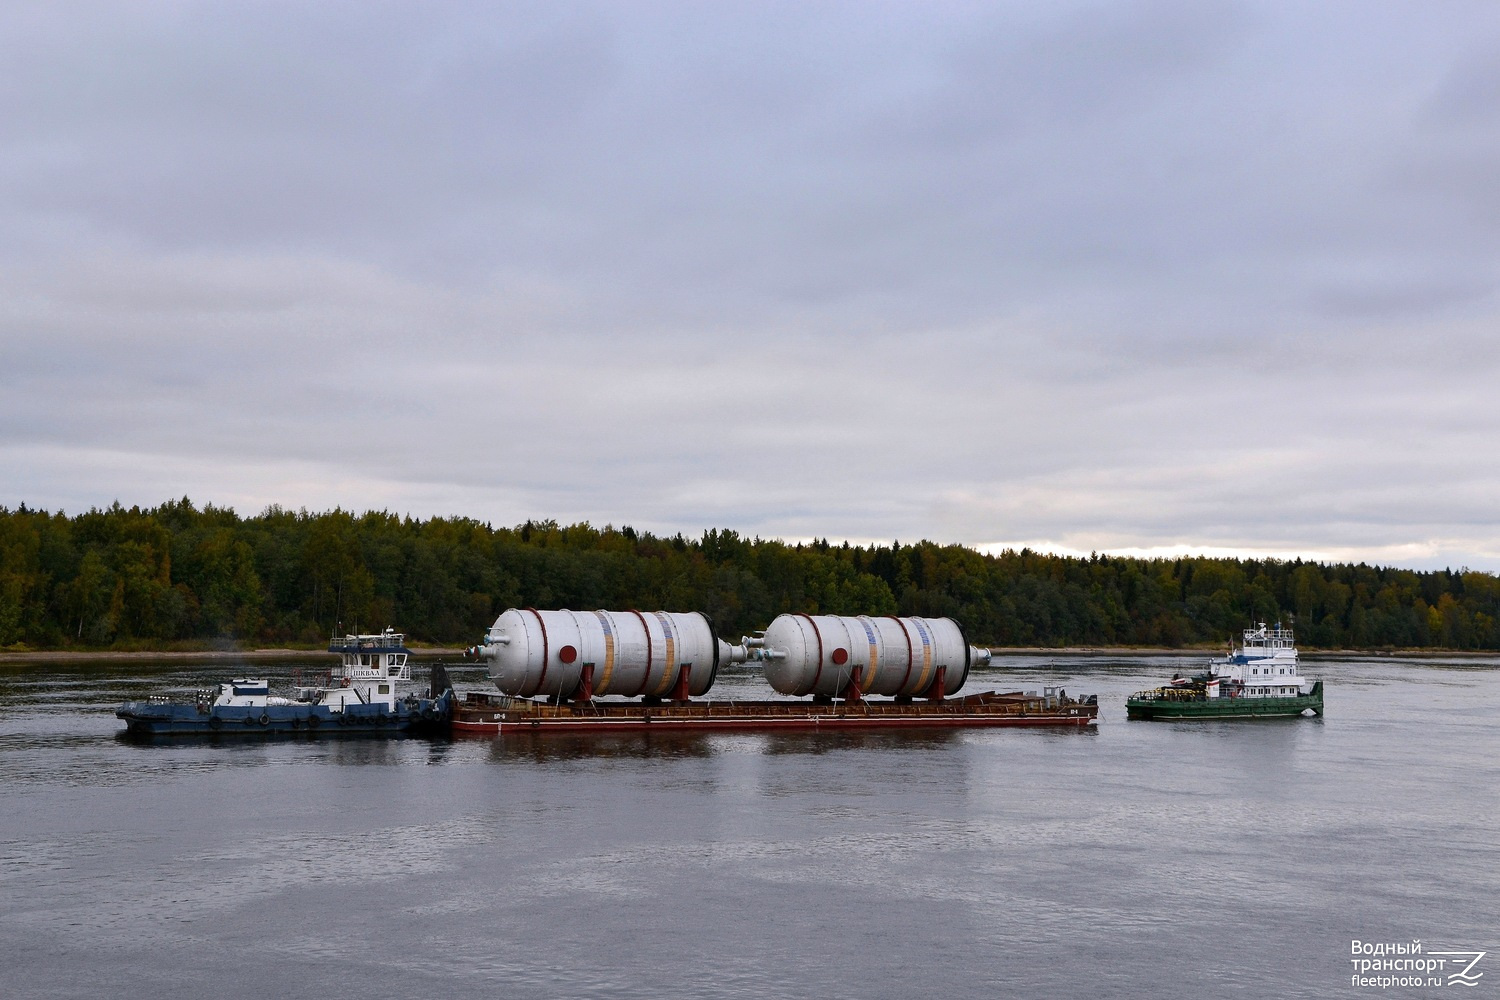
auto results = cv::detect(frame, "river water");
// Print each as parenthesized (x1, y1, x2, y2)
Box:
(1, 655, 1495, 999)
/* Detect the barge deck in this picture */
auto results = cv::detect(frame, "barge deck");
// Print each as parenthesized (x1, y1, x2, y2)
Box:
(452, 689, 1098, 735)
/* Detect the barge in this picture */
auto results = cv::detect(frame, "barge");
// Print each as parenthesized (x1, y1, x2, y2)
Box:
(452, 687, 1098, 734)
(456, 608, 1099, 735)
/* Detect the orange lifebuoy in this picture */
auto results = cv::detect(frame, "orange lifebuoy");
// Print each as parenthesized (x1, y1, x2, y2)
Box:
(341, 677, 351, 688)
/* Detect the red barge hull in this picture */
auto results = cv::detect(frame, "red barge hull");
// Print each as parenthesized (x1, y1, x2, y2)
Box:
(451, 690, 1098, 735)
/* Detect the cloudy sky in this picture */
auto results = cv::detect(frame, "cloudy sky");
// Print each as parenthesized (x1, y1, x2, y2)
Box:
(4, 1, 1499, 570)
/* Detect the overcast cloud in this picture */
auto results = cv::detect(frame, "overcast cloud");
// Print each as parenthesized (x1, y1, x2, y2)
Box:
(4, 1, 1499, 569)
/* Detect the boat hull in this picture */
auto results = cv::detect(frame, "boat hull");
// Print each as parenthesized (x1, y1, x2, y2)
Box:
(1126, 681, 1323, 720)
(452, 691, 1099, 735)
(116, 693, 453, 738)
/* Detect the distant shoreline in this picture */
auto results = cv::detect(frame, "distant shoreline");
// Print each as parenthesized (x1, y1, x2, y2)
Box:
(991, 647, 1500, 659)
(1, 645, 1495, 666)
(0, 647, 467, 665)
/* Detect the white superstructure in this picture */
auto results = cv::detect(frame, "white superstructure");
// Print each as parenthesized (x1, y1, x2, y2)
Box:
(1206, 622, 1313, 698)
(207, 679, 294, 709)
(184, 630, 419, 716)
(313, 627, 415, 712)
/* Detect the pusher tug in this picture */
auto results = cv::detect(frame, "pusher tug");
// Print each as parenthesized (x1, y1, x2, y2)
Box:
(1125, 622, 1323, 720)
(116, 628, 453, 737)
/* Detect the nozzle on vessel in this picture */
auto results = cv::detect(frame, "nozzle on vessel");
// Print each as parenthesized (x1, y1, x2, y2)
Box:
(717, 640, 750, 665)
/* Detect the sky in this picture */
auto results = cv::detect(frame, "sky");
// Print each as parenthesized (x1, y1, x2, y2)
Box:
(3, 1, 1499, 571)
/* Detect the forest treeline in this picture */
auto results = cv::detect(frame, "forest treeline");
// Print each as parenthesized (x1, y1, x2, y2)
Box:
(1, 499, 1498, 651)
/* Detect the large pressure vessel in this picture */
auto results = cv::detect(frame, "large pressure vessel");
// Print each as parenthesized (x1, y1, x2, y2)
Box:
(476, 609, 741, 699)
(756, 614, 989, 698)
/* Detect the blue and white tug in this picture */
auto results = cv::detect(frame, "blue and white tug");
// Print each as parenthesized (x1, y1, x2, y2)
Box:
(116, 629, 453, 737)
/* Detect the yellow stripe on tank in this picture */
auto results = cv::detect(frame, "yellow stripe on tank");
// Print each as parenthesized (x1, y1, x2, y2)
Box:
(652, 612, 678, 696)
(595, 611, 617, 693)
(859, 616, 878, 692)
(910, 617, 935, 694)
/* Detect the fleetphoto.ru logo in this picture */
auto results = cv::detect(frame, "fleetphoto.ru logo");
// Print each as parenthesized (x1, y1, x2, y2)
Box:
(1350, 940, 1486, 989)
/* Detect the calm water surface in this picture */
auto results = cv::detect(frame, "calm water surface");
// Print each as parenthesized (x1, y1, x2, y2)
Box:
(2, 656, 1496, 999)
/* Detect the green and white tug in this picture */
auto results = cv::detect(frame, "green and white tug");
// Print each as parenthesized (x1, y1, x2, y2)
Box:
(1126, 622, 1323, 720)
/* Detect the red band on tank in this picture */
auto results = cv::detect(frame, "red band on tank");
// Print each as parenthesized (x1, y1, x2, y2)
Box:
(889, 616, 916, 693)
(796, 613, 825, 696)
(630, 609, 653, 696)
(951, 617, 973, 693)
(701, 611, 720, 693)
(525, 608, 549, 695)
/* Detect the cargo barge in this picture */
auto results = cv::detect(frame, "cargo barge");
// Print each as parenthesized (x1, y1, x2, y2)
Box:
(458, 608, 1098, 735)
(452, 687, 1098, 734)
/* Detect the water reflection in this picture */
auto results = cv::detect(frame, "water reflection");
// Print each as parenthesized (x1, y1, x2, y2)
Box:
(478, 730, 725, 763)
(452, 725, 1024, 764)
(759, 729, 959, 755)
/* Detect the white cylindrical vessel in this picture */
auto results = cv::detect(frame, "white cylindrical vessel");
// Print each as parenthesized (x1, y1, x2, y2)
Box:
(758, 614, 987, 698)
(478, 609, 732, 699)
